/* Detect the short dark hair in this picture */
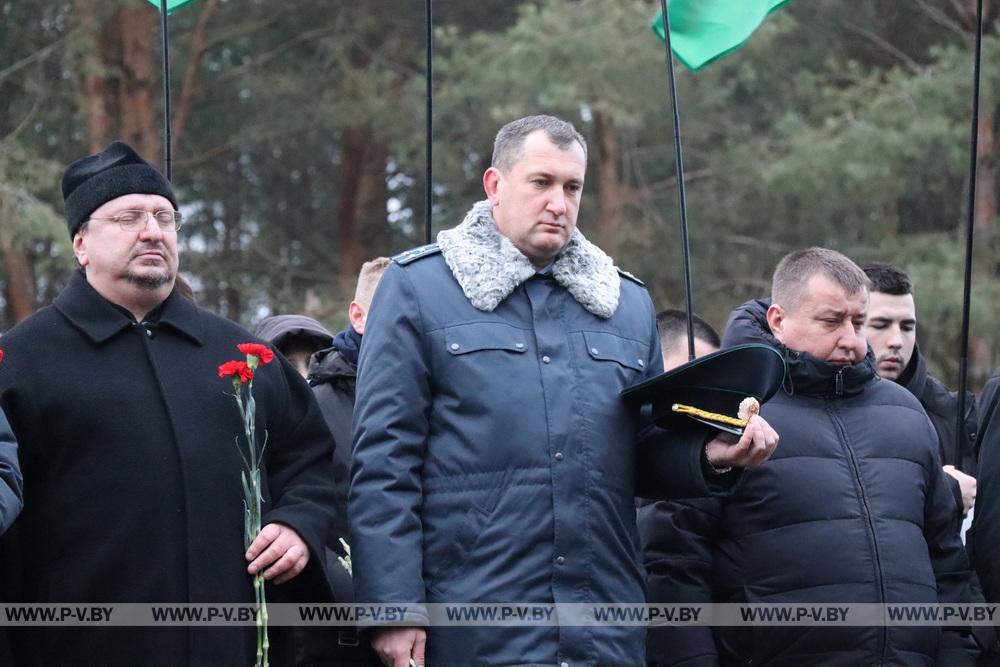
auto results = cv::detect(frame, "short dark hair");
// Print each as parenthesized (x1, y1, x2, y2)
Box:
(657, 309, 721, 354)
(492, 115, 587, 171)
(772, 247, 870, 312)
(862, 262, 913, 296)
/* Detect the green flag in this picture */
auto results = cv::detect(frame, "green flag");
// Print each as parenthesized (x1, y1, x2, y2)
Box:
(146, 0, 198, 14)
(652, 0, 792, 70)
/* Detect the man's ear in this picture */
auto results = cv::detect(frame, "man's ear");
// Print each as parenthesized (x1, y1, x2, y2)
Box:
(348, 301, 367, 336)
(766, 303, 785, 342)
(483, 167, 501, 206)
(73, 231, 90, 268)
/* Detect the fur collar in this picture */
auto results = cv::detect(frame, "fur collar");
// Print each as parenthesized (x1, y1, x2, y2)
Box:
(437, 200, 620, 318)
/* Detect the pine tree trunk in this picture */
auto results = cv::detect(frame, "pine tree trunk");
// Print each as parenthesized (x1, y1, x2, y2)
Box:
(117, 4, 161, 161)
(593, 109, 621, 256)
(960, 1, 998, 385)
(75, 0, 114, 151)
(336, 125, 386, 294)
(0, 160, 37, 323)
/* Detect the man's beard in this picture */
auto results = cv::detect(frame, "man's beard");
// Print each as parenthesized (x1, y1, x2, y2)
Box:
(125, 267, 173, 290)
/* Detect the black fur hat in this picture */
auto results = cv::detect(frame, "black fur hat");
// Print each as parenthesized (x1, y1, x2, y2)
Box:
(62, 141, 177, 238)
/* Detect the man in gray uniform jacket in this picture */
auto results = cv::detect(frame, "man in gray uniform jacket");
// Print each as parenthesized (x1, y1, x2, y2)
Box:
(349, 115, 779, 667)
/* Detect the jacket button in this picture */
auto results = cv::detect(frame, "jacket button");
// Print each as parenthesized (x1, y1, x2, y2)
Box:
(561, 663, 569, 667)
(542, 355, 551, 364)
(450, 343, 460, 351)
(638, 359, 645, 367)
(556, 555, 565, 565)
(590, 347, 599, 355)
(554, 452, 564, 461)
(515, 342, 525, 349)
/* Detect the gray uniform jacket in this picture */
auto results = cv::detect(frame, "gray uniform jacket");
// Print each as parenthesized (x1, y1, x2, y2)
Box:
(349, 201, 729, 667)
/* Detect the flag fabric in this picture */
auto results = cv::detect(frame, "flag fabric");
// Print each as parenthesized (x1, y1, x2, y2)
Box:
(145, 0, 198, 14)
(652, 0, 793, 70)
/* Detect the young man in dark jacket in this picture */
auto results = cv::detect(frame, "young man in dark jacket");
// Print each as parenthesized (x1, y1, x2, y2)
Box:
(641, 247, 978, 666)
(656, 308, 720, 372)
(862, 262, 977, 517)
(255, 314, 334, 380)
(0, 141, 337, 666)
(298, 257, 387, 667)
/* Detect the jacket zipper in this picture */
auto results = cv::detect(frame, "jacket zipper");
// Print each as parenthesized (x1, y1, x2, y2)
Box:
(828, 381, 887, 665)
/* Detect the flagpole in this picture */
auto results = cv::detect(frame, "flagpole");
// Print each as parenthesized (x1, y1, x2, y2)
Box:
(159, 0, 172, 181)
(424, 0, 433, 245)
(955, 0, 984, 455)
(657, 1, 696, 361)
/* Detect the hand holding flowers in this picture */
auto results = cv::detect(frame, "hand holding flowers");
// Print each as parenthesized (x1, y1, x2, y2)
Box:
(245, 522, 310, 584)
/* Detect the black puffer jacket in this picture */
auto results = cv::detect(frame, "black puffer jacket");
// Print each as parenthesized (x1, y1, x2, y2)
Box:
(302, 340, 380, 665)
(897, 345, 978, 517)
(973, 369, 1000, 604)
(308, 344, 356, 582)
(640, 299, 977, 666)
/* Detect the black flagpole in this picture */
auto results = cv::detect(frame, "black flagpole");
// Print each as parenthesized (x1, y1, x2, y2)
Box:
(424, 0, 433, 244)
(657, 1, 696, 361)
(956, 0, 984, 456)
(159, 0, 172, 181)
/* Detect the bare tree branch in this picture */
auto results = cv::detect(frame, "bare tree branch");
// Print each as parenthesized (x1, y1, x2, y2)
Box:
(839, 20, 921, 72)
(203, 15, 284, 51)
(2, 65, 47, 144)
(910, 0, 967, 37)
(173, 128, 305, 168)
(948, 0, 976, 31)
(0, 33, 72, 84)
(216, 25, 341, 84)
(630, 168, 718, 200)
(172, 0, 221, 156)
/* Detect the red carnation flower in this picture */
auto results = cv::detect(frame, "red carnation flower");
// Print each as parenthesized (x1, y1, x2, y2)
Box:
(0, 349, 4, 363)
(218, 360, 254, 383)
(237, 343, 274, 365)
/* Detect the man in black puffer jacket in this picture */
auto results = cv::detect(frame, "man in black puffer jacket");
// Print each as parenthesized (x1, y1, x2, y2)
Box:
(640, 247, 978, 666)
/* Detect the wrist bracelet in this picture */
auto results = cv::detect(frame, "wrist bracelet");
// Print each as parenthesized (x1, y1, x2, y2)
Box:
(705, 443, 733, 475)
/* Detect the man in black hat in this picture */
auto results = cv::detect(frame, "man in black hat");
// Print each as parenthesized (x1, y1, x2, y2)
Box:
(643, 247, 978, 666)
(0, 141, 337, 666)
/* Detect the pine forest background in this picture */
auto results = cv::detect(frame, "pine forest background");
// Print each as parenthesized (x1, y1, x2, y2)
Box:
(1, 0, 998, 388)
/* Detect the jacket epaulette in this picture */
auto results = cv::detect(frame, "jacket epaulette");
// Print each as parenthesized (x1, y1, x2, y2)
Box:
(617, 267, 645, 286)
(392, 243, 441, 266)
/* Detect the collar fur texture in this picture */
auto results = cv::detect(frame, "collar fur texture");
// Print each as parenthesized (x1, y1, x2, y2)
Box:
(437, 200, 620, 318)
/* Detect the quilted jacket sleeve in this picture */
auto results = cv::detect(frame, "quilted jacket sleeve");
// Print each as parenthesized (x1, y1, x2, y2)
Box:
(638, 497, 722, 667)
(349, 265, 431, 626)
(924, 435, 979, 664)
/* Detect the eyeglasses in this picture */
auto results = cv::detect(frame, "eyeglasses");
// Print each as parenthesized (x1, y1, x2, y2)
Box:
(87, 209, 184, 232)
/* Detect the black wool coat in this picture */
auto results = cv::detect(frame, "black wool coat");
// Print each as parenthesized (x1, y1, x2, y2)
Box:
(0, 272, 337, 667)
